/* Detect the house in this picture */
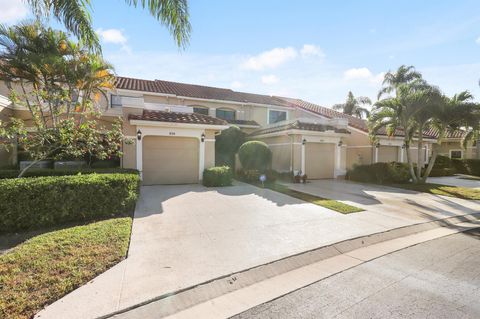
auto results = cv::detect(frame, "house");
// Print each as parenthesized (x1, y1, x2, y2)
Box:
(0, 76, 478, 184)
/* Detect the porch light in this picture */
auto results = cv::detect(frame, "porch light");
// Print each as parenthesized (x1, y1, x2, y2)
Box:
(136, 129, 142, 141)
(375, 142, 380, 148)
(201, 133, 205, 142)
(338, 140, 343, 147)
(302, 138, 306, 145)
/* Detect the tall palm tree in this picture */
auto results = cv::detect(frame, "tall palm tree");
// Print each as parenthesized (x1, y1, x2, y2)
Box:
(333, 91, 371, 118)
(378, 65, 423, 99)
(25, 0, 191, 50)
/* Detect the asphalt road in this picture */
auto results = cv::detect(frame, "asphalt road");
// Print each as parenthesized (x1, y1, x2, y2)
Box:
(233, 228, 480, 319)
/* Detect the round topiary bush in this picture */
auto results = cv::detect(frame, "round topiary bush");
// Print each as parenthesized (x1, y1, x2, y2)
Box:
(238, 141, 272, 172)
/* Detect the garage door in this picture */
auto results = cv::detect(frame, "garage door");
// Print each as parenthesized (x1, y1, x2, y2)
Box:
(378, 146, 398, 163)
(305, 143, 335, 179)
(142, 136, 199, 185)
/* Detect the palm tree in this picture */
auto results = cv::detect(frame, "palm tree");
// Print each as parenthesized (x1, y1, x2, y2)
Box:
(25, 0, 191, 50)
(333, 91, 371, 118)
(378, 65, 423, 99)
(422, 91, 480, 181)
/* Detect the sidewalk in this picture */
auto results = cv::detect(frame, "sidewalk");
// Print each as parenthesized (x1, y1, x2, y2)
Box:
(36, 182, 480, 319)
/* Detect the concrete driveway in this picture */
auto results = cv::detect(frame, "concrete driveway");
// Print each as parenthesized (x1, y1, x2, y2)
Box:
(37, 181, 480, 319)
(428, 175, 480, 189)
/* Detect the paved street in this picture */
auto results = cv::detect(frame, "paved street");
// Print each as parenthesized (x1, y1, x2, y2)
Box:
(234, 229, 480, 319)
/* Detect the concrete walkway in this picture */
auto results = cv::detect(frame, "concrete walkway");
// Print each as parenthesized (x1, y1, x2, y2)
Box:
(428, 175, 480, 189)
(36, 181, 480, 319)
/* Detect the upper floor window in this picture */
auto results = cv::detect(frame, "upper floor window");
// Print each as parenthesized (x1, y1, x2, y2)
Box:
(268, 109, 287, 124)
(192, 106, 209, 115)
(216, 108, 236, 121)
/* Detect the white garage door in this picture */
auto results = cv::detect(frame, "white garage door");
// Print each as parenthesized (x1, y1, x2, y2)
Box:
(142, 136, 199, 185)
(305, 143, 335, 179)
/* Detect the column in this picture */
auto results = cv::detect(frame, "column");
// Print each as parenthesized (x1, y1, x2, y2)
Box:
(136, 135, 143, 180)
(199, 135, 205, 180)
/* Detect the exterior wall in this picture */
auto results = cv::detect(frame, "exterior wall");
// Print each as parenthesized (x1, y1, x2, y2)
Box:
(204, 130, 217, 168)
(258, 135, 293, 172)
(345, 129, 373, 169)
(436, 140, 477, 159)
(378, 146, 398, 163)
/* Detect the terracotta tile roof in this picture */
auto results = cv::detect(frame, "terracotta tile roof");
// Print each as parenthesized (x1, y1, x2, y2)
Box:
(115, 76, 292, 107)
(277, 97, 437, 139)
(250, 120, 350, 136)
(423, 128, 466, 139)
(226, 119, 260, 127)
(128, 109, 227, 126)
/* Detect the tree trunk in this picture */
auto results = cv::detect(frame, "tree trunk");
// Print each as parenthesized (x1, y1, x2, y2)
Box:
(416, 125, 424, 183)
(422, 146, 438, 183)
(404, 142, 417, 183)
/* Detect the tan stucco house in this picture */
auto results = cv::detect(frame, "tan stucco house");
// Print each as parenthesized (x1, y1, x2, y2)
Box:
(0, 76, 478, 184)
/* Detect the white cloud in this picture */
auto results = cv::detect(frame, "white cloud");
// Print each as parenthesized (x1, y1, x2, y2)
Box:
(242, 47, 297, 70)
(300, 44, 325, 58)
(476, 37, 480, 44)
(96, 28, 127, 45)
(261, 75, 279, 85)
(0, 0, 28, 24)
(230, 81, 244, 89)
(344, 67, 384, 84)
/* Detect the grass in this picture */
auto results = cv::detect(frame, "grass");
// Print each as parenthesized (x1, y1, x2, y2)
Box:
(392, 183, 480, 200)
(0, 217, 132, 319)
(261, 182, 363, 214)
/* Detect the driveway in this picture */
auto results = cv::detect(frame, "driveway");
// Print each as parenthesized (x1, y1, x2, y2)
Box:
(428, 175, 480, 189)
(37, 181, 480, 319)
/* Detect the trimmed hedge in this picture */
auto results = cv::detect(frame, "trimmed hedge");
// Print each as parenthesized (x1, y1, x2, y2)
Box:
(238, 141, 272, 172)
(452, 159, 480, 176)
(427, 167, 456, 177)
(236, 169, 278, 183)
(0, 168, 138, 179)
(347, 162, 410, 184)
(202, 166, 233, 187)
(0, 173, 140, 233)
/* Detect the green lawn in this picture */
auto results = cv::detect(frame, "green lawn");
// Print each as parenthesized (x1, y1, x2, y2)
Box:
(262, 182, 363, 214)
(393, 183, 480, 200)
(0, 217, 132, 319)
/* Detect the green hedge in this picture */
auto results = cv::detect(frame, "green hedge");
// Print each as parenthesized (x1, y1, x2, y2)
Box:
(452, 159, 480, 176)
(347, 162, 410, 184)
(0, 168, 138, 179)
(202, 166, 233, 187)
(0, 173, 140, 233)
(427, 167, 457, 177)
(238, 141, 272, 172)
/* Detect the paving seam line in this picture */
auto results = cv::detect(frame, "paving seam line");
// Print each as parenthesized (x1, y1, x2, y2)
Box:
(101, 212, 480, 319)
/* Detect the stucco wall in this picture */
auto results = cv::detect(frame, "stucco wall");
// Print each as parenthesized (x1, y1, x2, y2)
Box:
(345, 130, 373, 168)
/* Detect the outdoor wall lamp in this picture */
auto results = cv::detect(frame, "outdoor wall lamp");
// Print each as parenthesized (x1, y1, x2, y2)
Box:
(201, 133, 205, 142)
(338, 140, 343, 147)
(302, 138, 306, 145)
(136, 129, 142, 141)
(375, 142, 380, 148)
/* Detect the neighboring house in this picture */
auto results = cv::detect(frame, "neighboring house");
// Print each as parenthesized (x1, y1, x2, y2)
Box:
(0, 76, 478, 184)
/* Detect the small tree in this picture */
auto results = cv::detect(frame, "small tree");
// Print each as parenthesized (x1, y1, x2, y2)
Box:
(333, 91, 371, 119)
(0, 23, 126, 177)
(215, 126, 245, 169)
(238, 141, 272, 172)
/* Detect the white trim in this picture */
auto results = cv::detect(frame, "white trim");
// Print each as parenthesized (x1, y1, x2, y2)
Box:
(267, 108, 288, 125)
(346, 145, 373, 149)
(374, 146, 379, 163)
(130, 119, 229, 130)
(301, 139, 306, 174)
(204, 138, 215, 142)
(267, 142, 302, 147)
(229, 124, 260, 129)
(253, 129, 349, 139)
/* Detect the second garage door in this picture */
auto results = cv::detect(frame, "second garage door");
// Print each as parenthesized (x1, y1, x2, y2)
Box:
(305, 143, 335, 179)
(142, 136, 199, 185)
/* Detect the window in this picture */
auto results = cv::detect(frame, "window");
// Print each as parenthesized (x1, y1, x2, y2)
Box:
(193, 106, 209, 115)
(268, 109, 287, 124)
(450, 150, 463, 159)
(216, 109, 236, 121)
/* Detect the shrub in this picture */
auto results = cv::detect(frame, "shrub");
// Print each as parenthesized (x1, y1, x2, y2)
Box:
(0, 173, 140, 233)
(237, 169, 261, 183)
(433, 155, 453, 169)
(215, 126, 246, 169)
(347, 162, 410, 184)
(238, 141, 272, 172)
(428, 168, 456, 177)
(202, 166, 233, 187)
(0, 168, 138, 179)
(452, 159, 480, 176)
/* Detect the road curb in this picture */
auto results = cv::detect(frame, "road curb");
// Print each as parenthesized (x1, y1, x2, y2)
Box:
(105, 212, 480, 319)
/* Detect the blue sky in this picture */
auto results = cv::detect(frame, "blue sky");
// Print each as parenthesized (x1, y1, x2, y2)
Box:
(2, 0, 480, 106)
